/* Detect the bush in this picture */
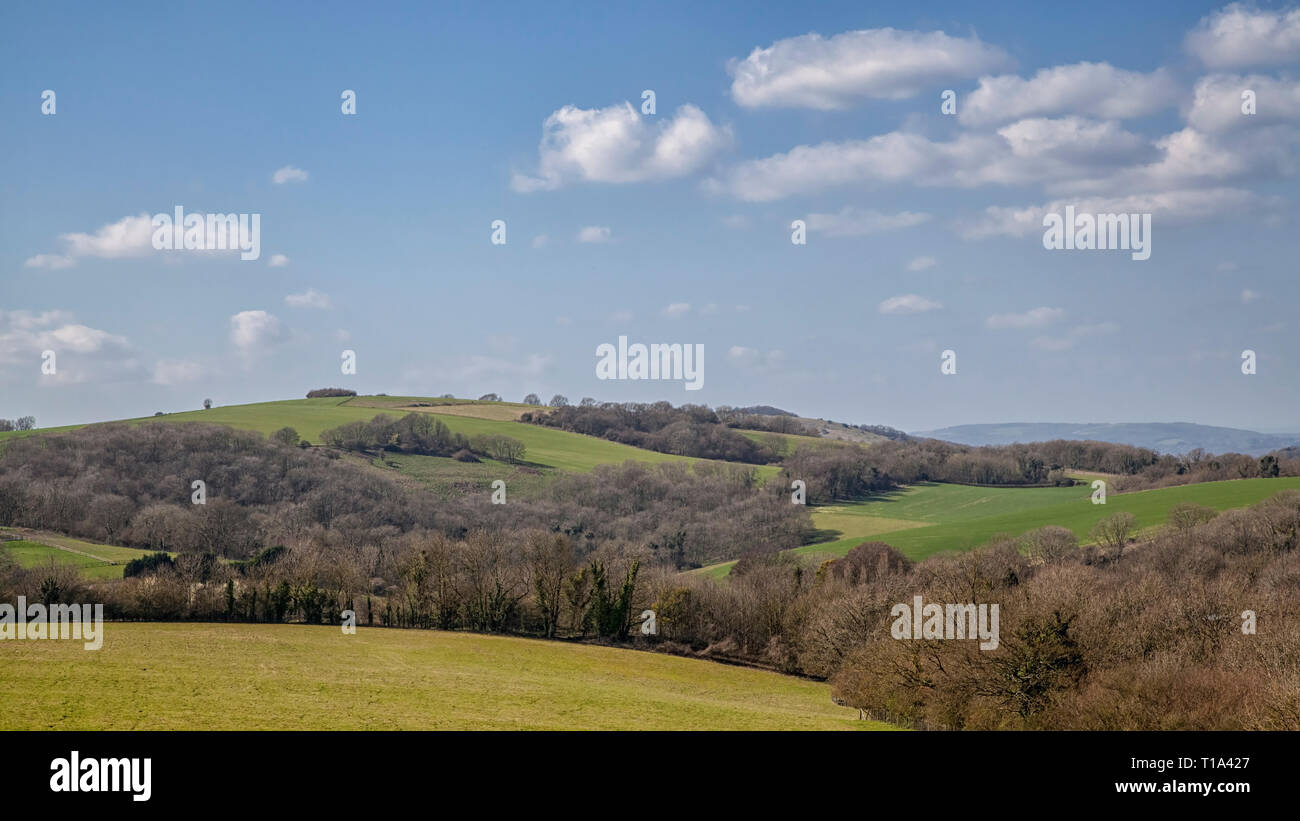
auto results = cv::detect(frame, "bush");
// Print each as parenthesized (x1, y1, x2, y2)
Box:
(123, 552, 176, 578)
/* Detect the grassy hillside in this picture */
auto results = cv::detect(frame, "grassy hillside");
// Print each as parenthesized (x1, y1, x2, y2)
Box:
(1, 396, 781, 486)
(697, 476, 1300, 577)
(0, 529, 161, 580)
(0, 622, 890, 731)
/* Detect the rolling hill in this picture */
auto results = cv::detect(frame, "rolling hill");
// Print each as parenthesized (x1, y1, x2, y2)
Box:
(0, 622, 888, 731)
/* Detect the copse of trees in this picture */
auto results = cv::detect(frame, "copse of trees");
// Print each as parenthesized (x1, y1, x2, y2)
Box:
(523, 401, 782, 464)
(0, 416, 35, 432)
(319, 413, 526, 462)
(306, 388, 357, 398)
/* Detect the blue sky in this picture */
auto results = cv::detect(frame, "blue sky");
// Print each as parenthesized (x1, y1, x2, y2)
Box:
(2, 0, 1297, 431)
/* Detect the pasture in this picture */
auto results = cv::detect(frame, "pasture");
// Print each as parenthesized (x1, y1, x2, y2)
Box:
(0, 622, 890, 731)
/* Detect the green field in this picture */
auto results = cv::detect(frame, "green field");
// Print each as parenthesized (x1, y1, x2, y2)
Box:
(0, 531, 161, 580)
(696, 476, 1300, 577)
(0, 396, 781, 485)
(0, 622, 890, 731)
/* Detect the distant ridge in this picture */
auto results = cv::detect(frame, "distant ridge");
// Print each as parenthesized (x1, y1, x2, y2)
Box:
(911, 422, 1300, 457)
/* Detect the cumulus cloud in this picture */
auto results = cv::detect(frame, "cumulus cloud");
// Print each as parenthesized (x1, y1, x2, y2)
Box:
(662, 302, 691, 318)
(577, 225, 612, 243)
(712, 119, 1152, 201)
(268, 254, 290, 267)
(728, 28, 1011, 109)
(272, 166, 309, 184)
(284, 288, 332, 310)
(959, 63, 1178, 126)
(24, 214, 156, 268)
(1186, 3, 1300, 68)
(986, 307, 1065, 329)
(512, 103, 730, 191)
(879, 294, 943, 314)
(907, 256, 937, 271)
(0, 310, 133, 383)
(806, 207, 931, 237)
(1187, 74, 1300, 132)
(1242, 288, 1261, 303)
(229, 310, 282, 355)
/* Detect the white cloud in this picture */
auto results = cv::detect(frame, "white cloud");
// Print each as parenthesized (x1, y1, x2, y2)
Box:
(662, 302, 691, 318)
(960, 188, 1265, 238)
(728, 28, 1011, 109)
(986, 306, 1065, 329)
(272, 166, 309, 184)
(907, 256, 937, 271)
(60, 213, 156, 258)
(151, 359, 201, 385)
(609, 309, 634, 322)
(879, 294, 943, 314)
(0, 310, 132, 383)
(284, 288, 332, 310)
(229, 310, 282, 354)
(268, 254, 290, 267)
(1242, 288, 1261, 303)
(960, 63, 1178, 126)
(806, 207, 931, 237)
(23, 254, 75, 270)
(712, 119, 1150, 201)
(1187, 73, 1300, 132)
(512, 103, 730, 191)
(577, 225, 612, 243)
(531, 234, 550, 248)
(1186, 3, 1300, 68)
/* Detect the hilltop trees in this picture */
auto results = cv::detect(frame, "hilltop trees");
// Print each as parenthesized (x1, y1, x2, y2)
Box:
(549, 395, 569, 407)
(523, 393, 541, 405)
(306, 388, 357, 398)
(203, 398, 213, 409)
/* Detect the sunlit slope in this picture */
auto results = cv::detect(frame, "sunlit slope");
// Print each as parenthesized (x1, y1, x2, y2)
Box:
(792, 476, 1300, 562)
(1, 396, 779, 478)
(0, 622, 891, 731)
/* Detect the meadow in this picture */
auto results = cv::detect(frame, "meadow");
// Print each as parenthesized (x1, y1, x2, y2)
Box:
(697, 476, 1300, 576)
(0, 530, 160, 580)
(0, 622, 890, 731)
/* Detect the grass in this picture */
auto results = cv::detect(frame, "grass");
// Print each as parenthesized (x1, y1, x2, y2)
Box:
(791, 476, 1300, 562)
(0, 622, 893, 731)
(1, 396, 781, 484)
(695, 476, 1300, 576)
(0, 531, 162, 580)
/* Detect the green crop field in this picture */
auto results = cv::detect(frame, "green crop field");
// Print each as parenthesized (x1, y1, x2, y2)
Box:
(0, 622, 891, 731)
(0, 531, 162, 580)
(790, 476, 1300, 562)
(696, 476, 1300, 577)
